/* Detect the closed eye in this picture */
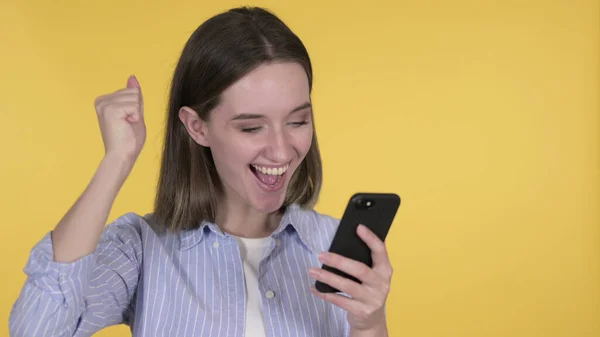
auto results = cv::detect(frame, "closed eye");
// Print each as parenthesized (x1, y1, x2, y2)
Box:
(241, 121, 309, 133)
(241, 126, 262, 133)
(290, 121, 309, 127)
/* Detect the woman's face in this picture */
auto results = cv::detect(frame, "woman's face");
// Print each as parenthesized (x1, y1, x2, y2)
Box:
(184, 62, 313, 214)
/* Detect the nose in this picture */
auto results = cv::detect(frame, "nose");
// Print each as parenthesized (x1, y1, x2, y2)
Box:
(264, 127, 295, 164)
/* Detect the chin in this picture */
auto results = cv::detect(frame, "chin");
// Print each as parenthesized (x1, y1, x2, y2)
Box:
(251, 191, 287, 214)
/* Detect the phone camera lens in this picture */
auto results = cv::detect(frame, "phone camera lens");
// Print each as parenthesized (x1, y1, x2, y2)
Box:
(355, 198, 374, 209)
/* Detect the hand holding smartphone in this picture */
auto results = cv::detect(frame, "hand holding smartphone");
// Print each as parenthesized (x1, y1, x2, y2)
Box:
(315, 192, 401, 293)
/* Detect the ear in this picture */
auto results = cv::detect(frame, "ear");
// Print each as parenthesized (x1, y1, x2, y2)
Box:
(179, 106, 210, 147)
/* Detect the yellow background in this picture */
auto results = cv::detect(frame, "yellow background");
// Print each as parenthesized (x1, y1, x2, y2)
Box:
(1, 0, 598, 336)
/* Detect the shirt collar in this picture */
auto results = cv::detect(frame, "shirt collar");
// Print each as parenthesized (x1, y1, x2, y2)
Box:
(271, 203, 317, 252)
(177, 203, 317, 252)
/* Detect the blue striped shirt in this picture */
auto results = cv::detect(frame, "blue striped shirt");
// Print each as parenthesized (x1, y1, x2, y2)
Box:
(9, 204, 351, 337)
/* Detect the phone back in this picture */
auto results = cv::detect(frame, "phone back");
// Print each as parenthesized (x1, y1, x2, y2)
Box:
(318, 193, 400, 292)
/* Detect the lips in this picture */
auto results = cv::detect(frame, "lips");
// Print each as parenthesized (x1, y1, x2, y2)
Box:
(250, 164, 289, 176)
(249, 164, 288, 191)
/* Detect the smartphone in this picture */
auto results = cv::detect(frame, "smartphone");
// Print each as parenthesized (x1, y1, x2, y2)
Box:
(315, 192, 401, 293)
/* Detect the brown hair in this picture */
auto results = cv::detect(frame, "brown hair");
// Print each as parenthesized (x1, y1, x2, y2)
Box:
(153, 6, 322, 232)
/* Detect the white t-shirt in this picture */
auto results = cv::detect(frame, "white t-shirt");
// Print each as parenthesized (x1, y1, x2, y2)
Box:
(231, 234, 272, 337)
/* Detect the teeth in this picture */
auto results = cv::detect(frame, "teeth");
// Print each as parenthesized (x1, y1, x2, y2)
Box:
(252, 164, 288, 176)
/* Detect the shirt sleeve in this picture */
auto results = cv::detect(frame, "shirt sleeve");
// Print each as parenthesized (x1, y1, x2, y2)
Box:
(9, 213, 144, 337)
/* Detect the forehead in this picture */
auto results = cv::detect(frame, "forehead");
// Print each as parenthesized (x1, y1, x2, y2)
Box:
(217, 62, 310, 116)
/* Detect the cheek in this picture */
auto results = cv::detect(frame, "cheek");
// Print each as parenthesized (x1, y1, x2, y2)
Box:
(210, 133, 260, 167)
(294, 127, 314, 157)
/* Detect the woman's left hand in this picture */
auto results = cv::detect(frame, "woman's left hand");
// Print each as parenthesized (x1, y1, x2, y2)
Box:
(309, 224, 392, 334)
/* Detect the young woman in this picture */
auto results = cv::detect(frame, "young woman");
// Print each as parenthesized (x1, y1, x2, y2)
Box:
(10, 6, 393, 337)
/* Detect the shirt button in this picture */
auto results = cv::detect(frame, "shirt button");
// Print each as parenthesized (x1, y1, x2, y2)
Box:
(265, 290, 275, 299)
(275, 239, 281, 247)
(213, 242, 220, 248)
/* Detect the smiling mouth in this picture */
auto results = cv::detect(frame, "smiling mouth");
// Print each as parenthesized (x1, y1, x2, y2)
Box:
(249, 164, 289, 190)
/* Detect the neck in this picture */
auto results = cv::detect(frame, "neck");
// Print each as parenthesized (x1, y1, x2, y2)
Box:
(215, 195, 284, 238)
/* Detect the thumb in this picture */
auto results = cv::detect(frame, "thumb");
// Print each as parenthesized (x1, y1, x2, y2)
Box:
(127, 75, 140, 89)
(126, 74, 144, 118)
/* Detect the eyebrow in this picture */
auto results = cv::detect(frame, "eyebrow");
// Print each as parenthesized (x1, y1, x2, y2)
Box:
(230, 102, 312, 121)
